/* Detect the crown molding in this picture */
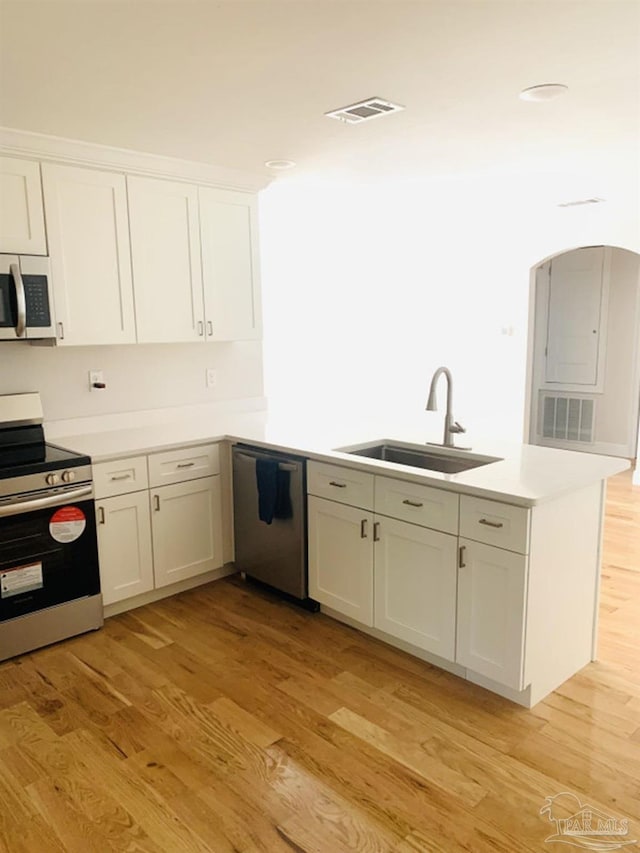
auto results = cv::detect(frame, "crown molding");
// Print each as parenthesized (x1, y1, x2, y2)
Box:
(0, 127, 271, 193)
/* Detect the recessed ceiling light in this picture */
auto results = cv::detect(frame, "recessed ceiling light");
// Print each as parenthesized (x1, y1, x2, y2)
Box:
(264, 159, 296, 170)
(519, 84, 568, 102)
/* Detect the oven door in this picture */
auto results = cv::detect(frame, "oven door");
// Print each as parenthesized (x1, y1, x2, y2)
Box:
(0, 487, 100, 622)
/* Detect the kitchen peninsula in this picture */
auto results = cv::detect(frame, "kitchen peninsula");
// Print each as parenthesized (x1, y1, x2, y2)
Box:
(50, 406, 629, 708)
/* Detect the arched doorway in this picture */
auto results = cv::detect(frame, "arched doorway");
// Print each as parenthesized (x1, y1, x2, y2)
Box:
(525, 245, 640, 463)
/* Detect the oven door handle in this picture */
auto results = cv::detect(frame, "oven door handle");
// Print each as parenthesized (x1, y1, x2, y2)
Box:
(10, 262, 27, 338)
(0, 486, 93, 518)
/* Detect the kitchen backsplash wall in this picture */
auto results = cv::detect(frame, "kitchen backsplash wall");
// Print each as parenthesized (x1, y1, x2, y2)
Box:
(0, 340, 264, 424)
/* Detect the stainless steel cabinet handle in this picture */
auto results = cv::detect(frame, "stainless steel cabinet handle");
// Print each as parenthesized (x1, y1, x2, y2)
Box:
(373, 522, 380, 542)
(360, 519, 368, 539)
(58, 321, 65, 340)
(459, 545, 466, 568)
(207, 320, 213, 336)
(479, 518, 504, 529)
(177, 462, 195, 469)
(402, 499, 424, 508)
(154, 495, 160, 511)
(10, 263, 26, 338)
(98, 506, 105, 524)
(329, 481, 347, 488)
(110, 473, 131, 481)
(197, 321, 204, 336)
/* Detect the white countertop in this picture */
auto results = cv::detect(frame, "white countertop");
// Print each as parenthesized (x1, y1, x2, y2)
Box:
(49, 405, 630, 507)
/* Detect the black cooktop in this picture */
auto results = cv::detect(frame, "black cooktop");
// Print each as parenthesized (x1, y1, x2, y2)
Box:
(0, 442, 91, 480)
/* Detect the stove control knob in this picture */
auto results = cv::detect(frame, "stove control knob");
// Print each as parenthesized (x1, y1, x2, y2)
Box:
(61, 470, 76, 483)
(46, 473, 59, 486)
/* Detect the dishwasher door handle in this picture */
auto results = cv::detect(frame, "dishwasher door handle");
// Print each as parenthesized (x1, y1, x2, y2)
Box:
(234, 450, 299, 472)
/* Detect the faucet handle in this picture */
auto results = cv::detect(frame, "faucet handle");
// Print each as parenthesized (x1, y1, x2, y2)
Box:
(450, 421, 466, 434)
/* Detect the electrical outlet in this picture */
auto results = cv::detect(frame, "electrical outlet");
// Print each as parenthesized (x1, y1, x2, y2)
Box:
(89, 370, 105, 391)
(206, 368, 217, 388)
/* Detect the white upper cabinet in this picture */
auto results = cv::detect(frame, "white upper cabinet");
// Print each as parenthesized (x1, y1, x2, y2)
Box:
(0, 156, 47, 255)
(41, 163, 136, 345)
(127, 175, 204, 343)
(199, 187, 262, 340)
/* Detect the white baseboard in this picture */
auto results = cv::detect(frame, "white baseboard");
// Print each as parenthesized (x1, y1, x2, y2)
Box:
(103, 564, 238, 618)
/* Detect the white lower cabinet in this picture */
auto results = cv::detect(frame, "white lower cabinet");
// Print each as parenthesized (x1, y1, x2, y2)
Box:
(308, 496, 374, 625)
(375, 517, 458, 659)
(94, 444, 225, 609)
(151, 476, 223, 589)
(307, 477, 458, 657)
(97, 491, 154, 606)
(455, 538, 527, 690)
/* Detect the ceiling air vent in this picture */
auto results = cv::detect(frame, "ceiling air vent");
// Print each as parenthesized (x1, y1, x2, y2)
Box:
(325, 98, 405, 124)
(557, 198, 605, 208)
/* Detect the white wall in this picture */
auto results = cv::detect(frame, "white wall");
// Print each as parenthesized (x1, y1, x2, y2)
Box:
(0, 341, 264, 425)
(259, 169, 640, 443)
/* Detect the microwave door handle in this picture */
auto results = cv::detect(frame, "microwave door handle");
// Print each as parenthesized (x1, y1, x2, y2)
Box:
(10, 262, 26, 338)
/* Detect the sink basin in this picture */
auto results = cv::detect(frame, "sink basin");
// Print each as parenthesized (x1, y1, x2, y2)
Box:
(339, 442, 501, 474)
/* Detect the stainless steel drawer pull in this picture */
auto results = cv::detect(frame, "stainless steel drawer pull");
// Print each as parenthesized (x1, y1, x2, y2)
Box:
(329, 481, 347, 488)
(479, 518, 504, 529)
(98, 506, 105, 525)
(154, 495, 160, 511)
(402, 499, 424, 508)
(373, 522, 381, 542)
(177, 462, 195, 469)
(459, 545, 466, 568)
(110, 474, 131, 481)
(360, 519, 368, 539)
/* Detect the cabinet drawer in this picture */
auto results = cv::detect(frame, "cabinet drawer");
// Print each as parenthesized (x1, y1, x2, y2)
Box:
(459, 495, 530, 555)
(307, 461, 374, 511)
(375, 476, 459, 534)
(148, 443, 220, 487)
(93, 456, 148, 498)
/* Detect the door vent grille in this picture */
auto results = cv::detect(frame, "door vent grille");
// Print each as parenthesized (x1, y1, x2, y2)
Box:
(324, 98, 405, 124)
(541, 394, 595, 442)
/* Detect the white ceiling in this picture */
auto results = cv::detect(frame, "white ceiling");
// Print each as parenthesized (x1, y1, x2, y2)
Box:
(1, 0, 639, 184)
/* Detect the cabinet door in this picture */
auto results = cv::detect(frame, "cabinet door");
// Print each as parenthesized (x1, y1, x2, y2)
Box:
(151, 476, 223, 588)
(308, 496, 374, 626)
(545, 246, 607, 387)
(96, 492, 154, 606)
(199, 187, 261, 340)
(374, 517, 457, 660)
(128, 175, 204, 343)
(0, 157, 47, 255)
(42, 163, 136, 345)
(456, 538, 527, 689)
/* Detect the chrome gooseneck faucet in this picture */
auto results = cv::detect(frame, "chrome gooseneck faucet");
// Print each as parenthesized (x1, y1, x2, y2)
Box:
(425, 366, 468, 448)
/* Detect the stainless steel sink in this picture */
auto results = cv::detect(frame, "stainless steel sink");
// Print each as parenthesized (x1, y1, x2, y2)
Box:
(339, 442, 501, 474)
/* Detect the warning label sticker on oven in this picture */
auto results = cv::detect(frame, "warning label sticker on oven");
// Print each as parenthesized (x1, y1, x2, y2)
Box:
(1, 561, 44, 598)
(49, 506, 86, 543)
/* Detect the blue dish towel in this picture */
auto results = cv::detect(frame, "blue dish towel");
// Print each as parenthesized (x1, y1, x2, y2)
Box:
(256, 458, 293, 524)
(256, 458, 279, 524)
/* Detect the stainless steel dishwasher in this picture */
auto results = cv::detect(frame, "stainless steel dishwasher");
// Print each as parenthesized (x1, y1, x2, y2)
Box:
(232, 444, 317, 609)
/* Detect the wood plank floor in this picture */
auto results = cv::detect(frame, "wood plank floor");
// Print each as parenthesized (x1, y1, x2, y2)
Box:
(1, 471, 639, 852)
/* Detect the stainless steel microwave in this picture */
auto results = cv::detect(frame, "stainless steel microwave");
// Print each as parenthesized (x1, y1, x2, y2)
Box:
(0, 254, 56, 340)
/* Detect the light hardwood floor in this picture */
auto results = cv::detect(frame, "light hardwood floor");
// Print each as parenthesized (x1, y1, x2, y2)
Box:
(1, 471, 639, 852)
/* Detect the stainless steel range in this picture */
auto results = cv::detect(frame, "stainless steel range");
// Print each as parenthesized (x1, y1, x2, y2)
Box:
(0, 393, 102, 661)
